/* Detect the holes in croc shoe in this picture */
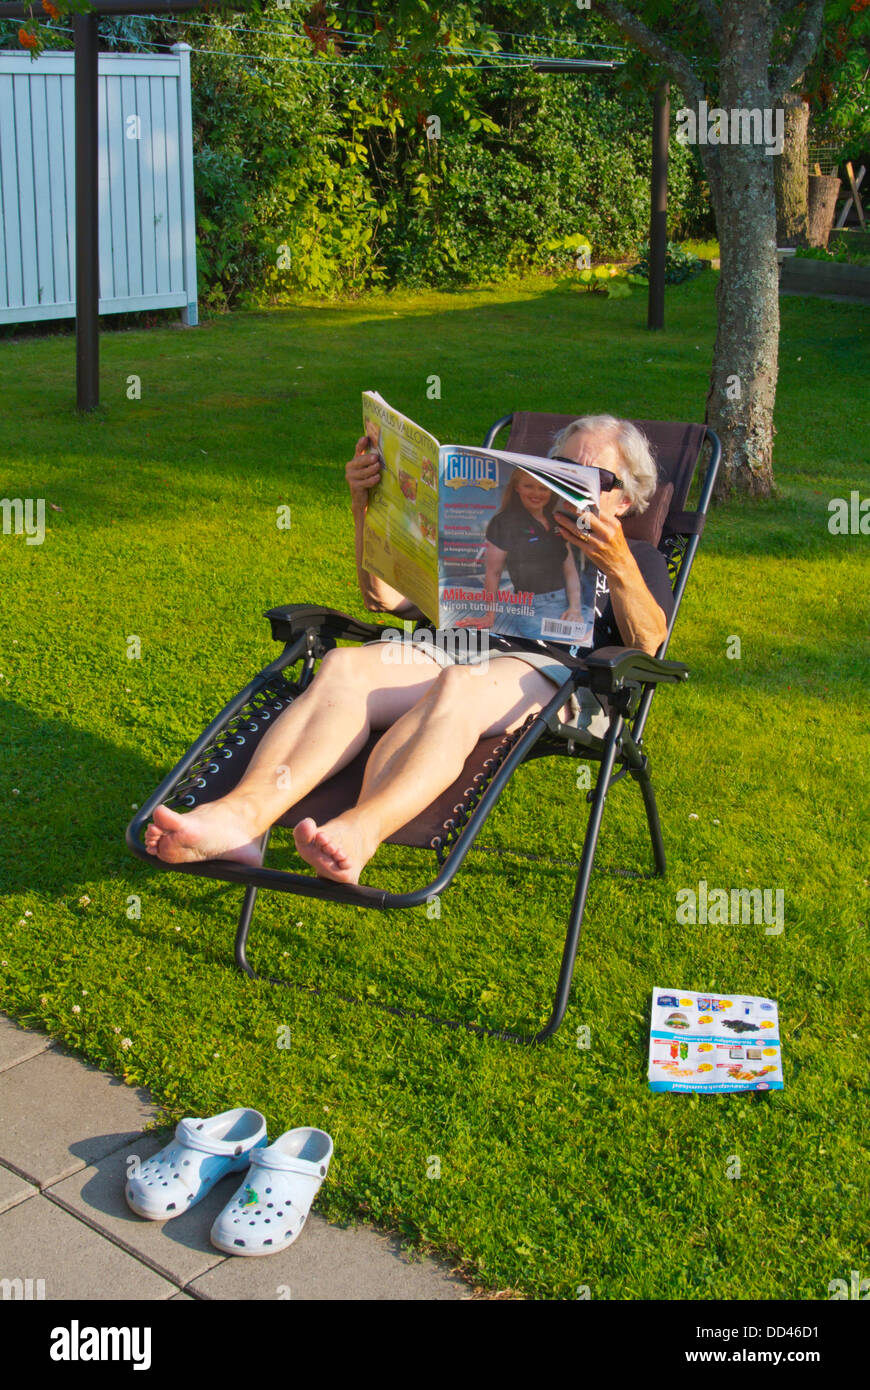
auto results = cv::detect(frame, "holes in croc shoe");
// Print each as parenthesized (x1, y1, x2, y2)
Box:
(267, 1203, 273, 1209)
(183, 1160, 190, 1166)
(320, 1165, 326, 1175)
(234, 1240, 245, 1247)
(285, 1230, 293, 1239)
(167, 1203, 176, 1211)
(265, 1188, 272, 1194)
(264, 1239, 272, 1246)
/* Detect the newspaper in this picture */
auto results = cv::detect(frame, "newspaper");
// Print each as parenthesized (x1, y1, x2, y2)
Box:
(361, 391, 603, 645)
(648, 987, 784, 1093)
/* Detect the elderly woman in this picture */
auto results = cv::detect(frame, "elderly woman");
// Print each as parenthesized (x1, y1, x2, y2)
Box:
(145, 416, 674, 884)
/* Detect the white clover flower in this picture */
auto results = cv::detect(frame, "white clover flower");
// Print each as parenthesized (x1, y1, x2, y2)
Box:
(72, 1004, 81, 1014)
(24, 910, 32, 918)
(113, 1026, 121, 1034)
(121, 1038, 133, 1050)
(689, 813, 699, 821)
(78, 895, 91, 907)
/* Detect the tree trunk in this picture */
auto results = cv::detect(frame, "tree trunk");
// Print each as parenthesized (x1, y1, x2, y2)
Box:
(774, 93, 809, 247)
(807, 174, 841, 247)
(703, 2, 780, 499)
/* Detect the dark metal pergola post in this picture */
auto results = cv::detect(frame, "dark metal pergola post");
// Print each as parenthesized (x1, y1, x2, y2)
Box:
(74, 12, 100, 410)
(648, 81, 670, 330)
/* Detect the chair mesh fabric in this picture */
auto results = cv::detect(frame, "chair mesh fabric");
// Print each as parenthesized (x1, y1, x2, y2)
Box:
(166, 415, 707, 859)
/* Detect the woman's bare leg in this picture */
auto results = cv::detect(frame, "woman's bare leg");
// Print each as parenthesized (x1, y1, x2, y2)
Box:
(293, 658, 556, 882)
(145, 643, 444, 865)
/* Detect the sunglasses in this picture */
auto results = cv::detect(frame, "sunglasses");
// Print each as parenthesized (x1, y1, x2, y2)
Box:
(552, 457, 623, 492)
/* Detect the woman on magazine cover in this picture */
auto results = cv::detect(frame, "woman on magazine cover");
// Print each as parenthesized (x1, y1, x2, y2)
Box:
(477, 471, 596, 640)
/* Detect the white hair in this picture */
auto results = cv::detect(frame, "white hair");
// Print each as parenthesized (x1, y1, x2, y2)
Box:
(548, 414, 658, 514)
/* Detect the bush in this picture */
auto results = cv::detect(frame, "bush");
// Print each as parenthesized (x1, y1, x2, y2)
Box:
(631, 240, 705, 284)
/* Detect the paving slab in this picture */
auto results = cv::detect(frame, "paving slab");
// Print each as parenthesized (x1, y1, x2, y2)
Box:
(0, 1194, 177, 1300)
(188, 1215, 470, 1301)
(48, 1133, 227, 1288)
(0, 1046, 155, 1187)
(0, 1014, 52, 1071)
(0, 1161, 38, 1215)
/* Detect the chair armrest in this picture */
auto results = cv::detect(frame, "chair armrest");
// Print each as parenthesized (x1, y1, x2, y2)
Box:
(264, 603, 393, 645)
(583, 646, 689, 694)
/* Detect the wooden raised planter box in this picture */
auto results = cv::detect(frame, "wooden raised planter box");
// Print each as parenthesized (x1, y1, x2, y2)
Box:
(779, 256, 870, 302)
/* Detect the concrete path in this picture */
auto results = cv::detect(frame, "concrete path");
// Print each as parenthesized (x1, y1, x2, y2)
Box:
(0, 1014, 469, 1301)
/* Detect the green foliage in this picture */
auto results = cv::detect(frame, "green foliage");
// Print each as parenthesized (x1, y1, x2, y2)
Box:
(802, 0, 870, 154)
(795, 242, 870, 267)
(632, 239, 704, 284)
(0, 1, 713, 301)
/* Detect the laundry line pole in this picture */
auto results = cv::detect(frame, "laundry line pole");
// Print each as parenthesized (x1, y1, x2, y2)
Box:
(74, 12, 99, 411)
(2, 0, 213, 410)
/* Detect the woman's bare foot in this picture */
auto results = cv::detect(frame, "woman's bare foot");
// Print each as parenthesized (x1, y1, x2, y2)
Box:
(145, 801, 263, 868)
(292, 815, 373, 884)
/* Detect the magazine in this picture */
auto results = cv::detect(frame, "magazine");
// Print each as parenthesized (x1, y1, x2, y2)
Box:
(360, 391, 604, 646)
(648, 987, 784, 1094)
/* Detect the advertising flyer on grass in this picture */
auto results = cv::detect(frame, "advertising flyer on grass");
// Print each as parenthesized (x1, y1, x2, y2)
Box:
(361, 391, 603, 645)
(648, 987, 784, 1093)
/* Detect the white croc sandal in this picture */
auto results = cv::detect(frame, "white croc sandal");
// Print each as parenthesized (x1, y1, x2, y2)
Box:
(125, 1107, 268, 1220)
(210, 1127, 333, 1256)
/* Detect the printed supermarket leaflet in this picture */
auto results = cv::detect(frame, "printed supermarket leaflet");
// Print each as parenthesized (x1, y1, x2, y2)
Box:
(360, 391, 603, 644)
(648, 987, 783, 1093)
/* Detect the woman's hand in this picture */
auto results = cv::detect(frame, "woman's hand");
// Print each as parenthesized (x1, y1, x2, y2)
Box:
(554, 508, 632, 581)
(346, 435, 382, 509)
(560, 607, 584, 622)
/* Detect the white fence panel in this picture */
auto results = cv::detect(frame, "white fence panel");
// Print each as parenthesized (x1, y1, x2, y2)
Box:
(0, 43, 197, 325)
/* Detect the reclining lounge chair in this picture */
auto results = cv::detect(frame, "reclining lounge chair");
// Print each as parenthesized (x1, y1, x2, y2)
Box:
(126, 413, 721, 1044)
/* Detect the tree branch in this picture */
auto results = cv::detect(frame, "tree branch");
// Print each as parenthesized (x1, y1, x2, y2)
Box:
(696, 0, 723, 45)
(769, 0, 826, 97)
(596, 1, 707, 107)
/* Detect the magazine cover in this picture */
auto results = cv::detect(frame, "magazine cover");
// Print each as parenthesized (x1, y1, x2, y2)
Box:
(361, 392, 603, 645)
(648, 987, 784, 1093)
(437, 446, 600, 645)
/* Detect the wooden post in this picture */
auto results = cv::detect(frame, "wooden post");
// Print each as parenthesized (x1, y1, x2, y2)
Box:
(74, 13, 100, 411)
(648, 80, 669, 331)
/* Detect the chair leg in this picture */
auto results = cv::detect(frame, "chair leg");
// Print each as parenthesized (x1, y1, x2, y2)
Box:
(638, 770, 667, 877)
(233, 828, 272, 980)
(531, 714, 624, 1044)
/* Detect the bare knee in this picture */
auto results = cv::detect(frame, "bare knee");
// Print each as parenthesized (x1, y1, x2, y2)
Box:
(428, 665, 490, 733)
(315, 645, 378, 694)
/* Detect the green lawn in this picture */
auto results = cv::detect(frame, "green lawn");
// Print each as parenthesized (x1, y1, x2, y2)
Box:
(1, 273, 868, 1299)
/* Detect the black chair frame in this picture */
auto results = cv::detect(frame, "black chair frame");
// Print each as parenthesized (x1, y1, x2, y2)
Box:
(126, 420, 721, 1045)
